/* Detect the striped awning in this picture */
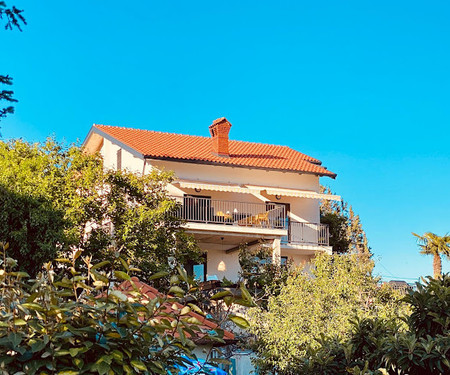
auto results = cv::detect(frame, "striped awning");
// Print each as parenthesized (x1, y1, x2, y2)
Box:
(174, 180, 340, 201)
(175, 180, 254, 194)
(247, 185, 341, 201)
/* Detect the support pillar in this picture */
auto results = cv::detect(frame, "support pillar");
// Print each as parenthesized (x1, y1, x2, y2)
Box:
(272, 238, 281, 265)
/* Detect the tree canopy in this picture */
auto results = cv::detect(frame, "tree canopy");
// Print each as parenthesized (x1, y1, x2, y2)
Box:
(412, 232, 450, 279)
(247, 253, 406, 374)
(0, 139, 202, 280)
(294, 274, 450, 375)
(320, 186, 370, 255)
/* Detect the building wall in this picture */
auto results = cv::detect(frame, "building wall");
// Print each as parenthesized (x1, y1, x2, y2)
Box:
(99, 139, 326, 280)
(206, 248, 241, 281)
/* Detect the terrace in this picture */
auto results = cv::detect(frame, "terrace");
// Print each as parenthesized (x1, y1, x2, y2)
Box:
(173, 196, 329, 247)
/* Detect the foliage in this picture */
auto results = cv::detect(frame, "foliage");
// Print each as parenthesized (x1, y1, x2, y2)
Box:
(238, 244, 292, 306)
(320, 186, 370, 255)
(247, 252, 407, 374)
(293, 274, 450, 375)
(0, 2, 26, 122)
(0, 1, 25, 30)
(0, 242, 250, 374)
(412, 232, 450, 279)
(0, 139, 202, 280)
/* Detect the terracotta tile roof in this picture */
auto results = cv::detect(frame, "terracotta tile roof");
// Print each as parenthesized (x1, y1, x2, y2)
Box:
(92, 124, 336, 178)
(118, 278, 235, 345)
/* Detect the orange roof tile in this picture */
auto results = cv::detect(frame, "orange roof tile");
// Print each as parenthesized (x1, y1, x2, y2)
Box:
(118, 278, 235, 345)
(91, 124, 336, 178)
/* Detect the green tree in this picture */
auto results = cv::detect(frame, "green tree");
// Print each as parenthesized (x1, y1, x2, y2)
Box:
(0, 2, 26, 121)
(0, 139, 202, 280)
(412, 232, 450, 279)
(247, 253, 406, 374)
(295, 275, 450, 375)
(238, 244, 292, 307)
(320, 186, 370, 255)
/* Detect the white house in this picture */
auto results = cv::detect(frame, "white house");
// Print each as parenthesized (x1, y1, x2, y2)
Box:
(83, 117, 340, 283)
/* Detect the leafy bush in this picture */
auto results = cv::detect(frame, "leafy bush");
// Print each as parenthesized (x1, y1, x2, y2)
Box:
(247, 253, 407, 374)
(295, 274, 450, 375)
(0, 243, 245, 374)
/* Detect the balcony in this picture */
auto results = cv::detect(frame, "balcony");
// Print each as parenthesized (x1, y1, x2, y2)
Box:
(175, 196, 286, 229)
(282, 221, 329, 246)
(173, 196, 330, 247)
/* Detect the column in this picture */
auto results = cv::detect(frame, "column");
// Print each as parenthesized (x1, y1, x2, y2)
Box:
(272, 238, 281, 265)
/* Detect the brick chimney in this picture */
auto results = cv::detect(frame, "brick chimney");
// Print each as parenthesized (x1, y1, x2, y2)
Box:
(209, 117, 232, 157)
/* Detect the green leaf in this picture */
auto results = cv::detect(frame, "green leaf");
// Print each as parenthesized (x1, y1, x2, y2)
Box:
(229, 315, 250, 329)
(177, 265, 189, 284)
(91, 260, 111, 270)
(211, 290, 232, 299)
(114, 271, 131, 281)
(8, 332, 22, 347)
(169, 286, 185, 295)
(149, 271, 169, 280)
(109, 290, 128, 302)
(118, 257, 129, 272)
(131, 359, 148, 372)
(240, 283, 254, 305)
(55, 258, 72, 264)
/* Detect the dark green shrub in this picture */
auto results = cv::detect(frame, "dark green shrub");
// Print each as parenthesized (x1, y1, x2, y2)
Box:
(0, 243, 248, 374)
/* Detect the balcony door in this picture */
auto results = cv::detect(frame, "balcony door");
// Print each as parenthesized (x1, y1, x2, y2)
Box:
(268, 202, 290, 241)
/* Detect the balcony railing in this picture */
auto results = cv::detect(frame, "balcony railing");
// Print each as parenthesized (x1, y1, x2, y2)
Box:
(173, 196, 330, 246)
(282, 221, 329, 246)
(174, 196, 286, 229)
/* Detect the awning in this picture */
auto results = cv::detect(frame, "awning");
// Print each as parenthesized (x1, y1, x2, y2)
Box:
(174, 180, 341, 201)
(174, 180, 254, 194)
(247, 185, 341, 201)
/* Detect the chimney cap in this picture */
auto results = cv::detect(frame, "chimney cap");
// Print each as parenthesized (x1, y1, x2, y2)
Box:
(209, 117, 232, 157)
(211, 117, 228, 125)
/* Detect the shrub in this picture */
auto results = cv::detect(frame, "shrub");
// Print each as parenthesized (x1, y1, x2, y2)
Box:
(247, 253, 407, 374)
(0, 243, 246, 374)
(296, 274, 450, 375)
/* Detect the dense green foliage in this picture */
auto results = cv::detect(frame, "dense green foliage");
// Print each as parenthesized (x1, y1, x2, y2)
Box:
(293, 274, 450, 375)
(247, 253, 406, 373)
(0, 139, 201, 279)
(320, 187, 370, 254)
(238, 245, 292, 306)
(0, 242, 249, 374)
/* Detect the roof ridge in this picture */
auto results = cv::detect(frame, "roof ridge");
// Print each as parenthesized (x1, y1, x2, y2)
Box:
(94, 124, 312, 154)
(94, 124, 208, 139)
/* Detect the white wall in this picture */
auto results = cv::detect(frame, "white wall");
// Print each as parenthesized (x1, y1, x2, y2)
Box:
(98, 140, 328, 282)
(151, 159, 319, 191)
(206, 249, 241, 282)
(100, 138, 144, 174)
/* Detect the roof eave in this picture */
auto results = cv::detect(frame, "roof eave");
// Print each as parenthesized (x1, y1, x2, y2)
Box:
(144, 155, 337, 178)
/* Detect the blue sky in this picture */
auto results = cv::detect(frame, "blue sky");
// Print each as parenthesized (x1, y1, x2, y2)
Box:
(2, 0, 449, 281)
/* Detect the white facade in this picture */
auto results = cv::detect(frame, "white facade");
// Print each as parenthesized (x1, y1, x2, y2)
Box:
(92, 135, 336, 283)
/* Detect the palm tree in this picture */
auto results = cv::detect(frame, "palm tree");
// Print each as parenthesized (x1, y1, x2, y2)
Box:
(412, 232, 450, 279)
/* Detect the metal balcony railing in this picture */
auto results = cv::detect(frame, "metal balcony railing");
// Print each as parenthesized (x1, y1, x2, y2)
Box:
(282, 221, 329, 246)
(174, 196, 286, 229)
